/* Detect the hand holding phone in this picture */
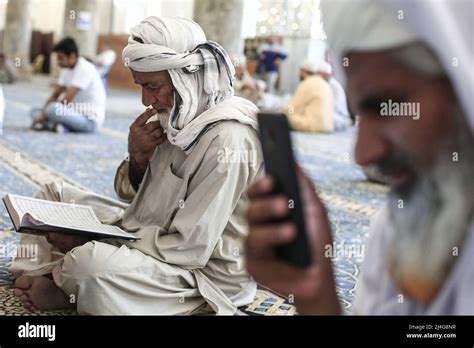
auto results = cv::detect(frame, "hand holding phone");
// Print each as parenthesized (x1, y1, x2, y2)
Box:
(257, 113, 312, 268)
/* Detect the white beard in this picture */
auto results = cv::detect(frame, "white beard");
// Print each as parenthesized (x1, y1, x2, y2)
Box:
(147, 109, 171, 133)
(157, 111, 170, 133)
(386, 114, 474, 301)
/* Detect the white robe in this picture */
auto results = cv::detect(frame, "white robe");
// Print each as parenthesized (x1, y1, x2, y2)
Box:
(353, 208, 474, 315)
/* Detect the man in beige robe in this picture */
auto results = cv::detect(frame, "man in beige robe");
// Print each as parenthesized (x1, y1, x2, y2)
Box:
(10, 16, 263, 315)
(285, 60, 334, 133)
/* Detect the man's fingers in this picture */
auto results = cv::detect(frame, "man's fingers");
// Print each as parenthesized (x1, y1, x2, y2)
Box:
(247, 176, 274, 199)
(135, 108, 157, 127)
(246, 196, 289, 224)
(144, 121, 163, 133)
(246, 223, 296, 250)
(153, 133, 167, 143)
(247, 257, 314, 293)
(45, 232, 59, 243)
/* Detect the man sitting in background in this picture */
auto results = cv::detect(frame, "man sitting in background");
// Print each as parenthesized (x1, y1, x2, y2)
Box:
(285, 60, 334, 133)
(92, 40, 117, 91)
(31, 37, 106, 133)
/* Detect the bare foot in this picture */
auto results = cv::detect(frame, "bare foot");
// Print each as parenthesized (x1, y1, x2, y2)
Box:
(14, 275, 75, 312)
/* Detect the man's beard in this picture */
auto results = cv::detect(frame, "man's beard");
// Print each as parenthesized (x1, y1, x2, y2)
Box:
(151, 107, 171, 133)
(376, 111, 474, 303)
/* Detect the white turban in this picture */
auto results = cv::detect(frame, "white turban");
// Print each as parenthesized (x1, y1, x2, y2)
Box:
(122, 16, 258, 153)
(321, 0, 474, 132)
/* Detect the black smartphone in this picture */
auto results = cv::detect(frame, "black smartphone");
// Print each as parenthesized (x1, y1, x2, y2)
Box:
(257, 112, 312, 268)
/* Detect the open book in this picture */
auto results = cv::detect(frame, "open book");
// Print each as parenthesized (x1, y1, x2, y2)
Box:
(2, 194, 139, 240)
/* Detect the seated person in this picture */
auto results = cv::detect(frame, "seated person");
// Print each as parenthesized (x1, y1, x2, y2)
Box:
(92, 41, 117, 91)
(232, 54, 291, 111)
(245, 0, 474, 315)
(285, 60, 334, 133)
(0, 53, 17, 84)
(257, 36, 288, 94)
(31, 37, 106, 133)
(11, 16, 263, 315)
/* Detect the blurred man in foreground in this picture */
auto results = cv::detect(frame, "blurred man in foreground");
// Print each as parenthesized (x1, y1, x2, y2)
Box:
(245, 0, 474, 314)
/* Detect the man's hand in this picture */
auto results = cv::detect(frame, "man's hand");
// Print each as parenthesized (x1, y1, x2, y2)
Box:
(31, 113, 47, 129)
(245, 168, 341, 315)
(128, 108, 167, 190)
(45, 232, 92, 254)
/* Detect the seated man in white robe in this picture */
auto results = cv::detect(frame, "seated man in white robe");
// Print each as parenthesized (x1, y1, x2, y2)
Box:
(244, 0, 474, 315)
(10, 16, 263, 315)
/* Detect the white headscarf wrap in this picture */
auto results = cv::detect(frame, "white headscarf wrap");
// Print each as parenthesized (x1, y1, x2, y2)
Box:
(321, 0, 474, 132)
(122, 16, 258, 153)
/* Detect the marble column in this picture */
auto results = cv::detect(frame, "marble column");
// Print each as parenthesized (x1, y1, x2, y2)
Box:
(62, 0, 99, 58)
(3, 0, 33, 78)
(193, 0, 245, 55)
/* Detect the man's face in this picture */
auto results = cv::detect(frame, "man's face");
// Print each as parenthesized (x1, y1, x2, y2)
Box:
(56, 52, 77, 69)
(132, 70, 175, 113)
(299, 69, 308, 81)
(346, 50, 474, 302)
(346, 51, 458, 188)
(235, 65, 245, 80)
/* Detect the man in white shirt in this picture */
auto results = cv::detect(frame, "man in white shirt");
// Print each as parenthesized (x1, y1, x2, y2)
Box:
(93, 41, 117, 91)
(93, 41, 116, 77)
(31, 37, 106, 133)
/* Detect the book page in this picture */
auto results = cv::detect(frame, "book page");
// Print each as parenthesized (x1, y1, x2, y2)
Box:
(12, 195, 100, 228)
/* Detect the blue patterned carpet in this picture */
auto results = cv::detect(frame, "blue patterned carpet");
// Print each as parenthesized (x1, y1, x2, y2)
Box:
(0, 76, 387, 314)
